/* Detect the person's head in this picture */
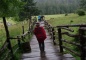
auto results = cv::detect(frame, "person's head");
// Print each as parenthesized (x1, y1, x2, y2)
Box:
(35, 22, 40, 27)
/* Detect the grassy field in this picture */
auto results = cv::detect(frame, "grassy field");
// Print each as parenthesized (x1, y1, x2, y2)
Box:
(44, 13, 86, 60)
(45, 13, 86, 26)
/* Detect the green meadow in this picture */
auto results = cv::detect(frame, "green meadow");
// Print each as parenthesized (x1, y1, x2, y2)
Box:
(45, 13, 86, 26)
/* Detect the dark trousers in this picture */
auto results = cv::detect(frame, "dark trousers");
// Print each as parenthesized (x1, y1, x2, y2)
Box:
(38, 41, 45, 52)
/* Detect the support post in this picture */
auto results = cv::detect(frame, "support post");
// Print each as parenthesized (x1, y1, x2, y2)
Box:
(17, 36, 21, 49)
(22, 26, 24, 34)
(79, 27, 86, 60)
(52, 27, 56, 45)
(58, 28, 63, 53)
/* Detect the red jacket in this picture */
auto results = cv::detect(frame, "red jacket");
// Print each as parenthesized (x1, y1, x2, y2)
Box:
(34, 26, 47, 42)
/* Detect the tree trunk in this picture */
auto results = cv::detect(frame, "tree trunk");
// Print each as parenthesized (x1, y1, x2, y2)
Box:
(2, 17, 14, 59)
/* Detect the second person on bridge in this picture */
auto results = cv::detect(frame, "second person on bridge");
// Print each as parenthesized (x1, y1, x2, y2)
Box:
(34, 22, 47, 53)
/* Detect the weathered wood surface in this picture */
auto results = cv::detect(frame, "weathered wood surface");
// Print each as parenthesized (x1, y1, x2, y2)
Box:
(21, 21, 75, 60)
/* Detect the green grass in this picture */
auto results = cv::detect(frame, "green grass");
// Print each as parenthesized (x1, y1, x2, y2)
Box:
(0, 20, 29, 47)
(45, 13, 86, 60)
(45, 13, 86, 26)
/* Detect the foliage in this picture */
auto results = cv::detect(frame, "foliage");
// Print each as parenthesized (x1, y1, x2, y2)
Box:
(0, 0, 24, 17)
(76, 9, 85, 16)
(65, 13, 68, 16)
(19, 0, 40, 21)
(80, 0, 86, 10)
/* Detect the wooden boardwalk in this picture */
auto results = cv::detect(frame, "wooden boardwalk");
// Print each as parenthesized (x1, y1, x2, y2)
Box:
(21, 21, 75, 60)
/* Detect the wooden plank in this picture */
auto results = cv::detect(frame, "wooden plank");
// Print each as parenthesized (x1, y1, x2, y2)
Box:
(22, 31, 29, 37)
(80, 27, 86, 31)
(62, 46, 81, 57)
(13, 47, 19, 54)
(61, 32, 79, 37)
(60, 27, 74, 32)
(61, 39, 81, 47)
(57, 24, 86, 27)
(3, 50, 11, 60)
(0, 42, 8, 52)
(0, 49, 10, 60)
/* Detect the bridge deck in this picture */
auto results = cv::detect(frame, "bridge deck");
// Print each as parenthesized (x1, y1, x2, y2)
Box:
(21, 21, 75, 60)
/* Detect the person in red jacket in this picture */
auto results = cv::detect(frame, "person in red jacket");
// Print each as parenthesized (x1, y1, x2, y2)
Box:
(34, 22, 47, 52)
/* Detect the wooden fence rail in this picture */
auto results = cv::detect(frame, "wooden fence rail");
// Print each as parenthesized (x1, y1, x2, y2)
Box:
(44, 20, 86, 60)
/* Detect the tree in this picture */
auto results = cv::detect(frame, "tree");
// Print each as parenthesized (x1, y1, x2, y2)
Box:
(80, 0, 86, 10)
(19, 0, 40, 21)
(19, 0, 40, 30)
(0, 0, 23, 17)
(35, 0, 80, 15)
(76, 9, 85, 16)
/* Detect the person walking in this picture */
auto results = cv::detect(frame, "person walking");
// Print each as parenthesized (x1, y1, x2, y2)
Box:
(38, 15, 41, 22)
(34, 22, 47, 52)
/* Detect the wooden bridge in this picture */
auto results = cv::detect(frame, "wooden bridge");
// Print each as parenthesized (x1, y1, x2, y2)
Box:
(21, 21, 76, 60)
(0, 19, 86, 60)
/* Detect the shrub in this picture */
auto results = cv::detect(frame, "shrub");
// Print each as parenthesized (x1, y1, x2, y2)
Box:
(76, 9, 85, 16)
(65, 13, 68, 16)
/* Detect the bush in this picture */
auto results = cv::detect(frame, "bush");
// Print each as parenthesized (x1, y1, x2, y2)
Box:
(65, 13, 68, 16)
(76, 9, 85, 16)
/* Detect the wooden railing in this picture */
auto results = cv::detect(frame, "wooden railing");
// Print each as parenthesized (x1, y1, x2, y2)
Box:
(0, 19, 37, 60)
(44, 20, 57, 45)
(44, 20, 86, 60)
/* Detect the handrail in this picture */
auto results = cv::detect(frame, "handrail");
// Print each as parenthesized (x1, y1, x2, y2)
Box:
(62, 46, 81, 57)
(59, 27, 74, 32)
(57, 24, 86, 27)
(61, 39, 81, 47)
(61, 32, 79, 37)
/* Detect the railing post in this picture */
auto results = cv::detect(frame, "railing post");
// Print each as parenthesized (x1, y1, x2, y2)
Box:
(50, 26, 52, 38)
(44, 21, 47, 29)
(48, 25, 51, 35)
(58, 28, 63, 53)
(22, 26, 25, 40)
(21, 36, 25, 42)
(79, 27, 86, 60)
(22, 26, 24, 34)
(46, 22, 48, 29)
(17, 36, 21, 48)
(48, 24, 50, 32)
(52, 27, 56, 45)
